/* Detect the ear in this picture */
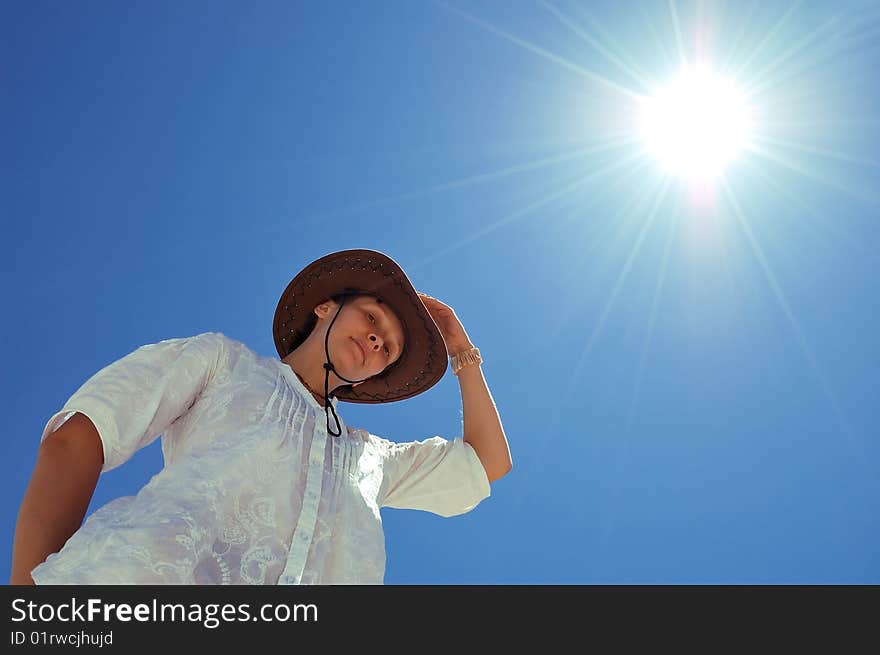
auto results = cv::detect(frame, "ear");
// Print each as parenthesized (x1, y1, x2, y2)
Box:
(314, 299, 336, 319)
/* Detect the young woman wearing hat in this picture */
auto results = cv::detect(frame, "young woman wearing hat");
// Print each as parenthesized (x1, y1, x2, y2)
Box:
(11, 249, 511, 585)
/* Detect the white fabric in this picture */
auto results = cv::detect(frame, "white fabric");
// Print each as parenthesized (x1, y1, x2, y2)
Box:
(30, 332, 490, 585)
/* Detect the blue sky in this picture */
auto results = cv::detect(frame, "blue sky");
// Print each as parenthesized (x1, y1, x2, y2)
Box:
(3, 0, 878, 584)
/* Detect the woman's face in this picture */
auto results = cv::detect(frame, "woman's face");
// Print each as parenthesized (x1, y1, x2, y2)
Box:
(315, 295, 406, 382)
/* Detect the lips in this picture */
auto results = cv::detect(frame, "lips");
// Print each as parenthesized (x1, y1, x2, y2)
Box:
(351, 338, 366, 364)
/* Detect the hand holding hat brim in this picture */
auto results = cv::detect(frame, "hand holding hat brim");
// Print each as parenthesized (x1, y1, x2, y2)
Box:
(417, 293, 474, 356)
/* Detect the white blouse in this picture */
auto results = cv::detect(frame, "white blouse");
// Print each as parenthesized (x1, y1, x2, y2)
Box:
(30, 332, 491, 585)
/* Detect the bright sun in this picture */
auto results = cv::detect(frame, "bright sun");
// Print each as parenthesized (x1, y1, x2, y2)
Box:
(639, 65, 753, 183)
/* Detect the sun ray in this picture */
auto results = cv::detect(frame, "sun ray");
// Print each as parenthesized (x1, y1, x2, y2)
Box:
(547, 158, 664, 342)
(262, 137, 633, 232)
(720, 179, 877, 483)
(667, 0, 687, 68)
(720, 0, 762, 74)
(538, 0, 654, 90)
(814, 8, 880, 57)
(597, 187, 680, 565)
(750, 59, 870, 109)
(518, 171, 671, 488)
(496, 155, 660, 528)
(759, 117, 880, 131)
(526, 159, 654, 257)
(751, 135, 880, 170)
(570, 6, 658, 88)
(555, 176, 673, 410)
(411, 143, 647, 271)
(836, 21, 880, 50)
(433, 0, 643, 101)
(747, 143, 880, 208)
(555, 156, 660, 240)
(744, 14, 845, 98)
(729, 0, 805, 81)
(742, 157, 873, 257)
(641, 6, 678, 65)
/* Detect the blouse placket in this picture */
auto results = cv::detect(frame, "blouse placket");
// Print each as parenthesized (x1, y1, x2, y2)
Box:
(277, 403, 343, 584)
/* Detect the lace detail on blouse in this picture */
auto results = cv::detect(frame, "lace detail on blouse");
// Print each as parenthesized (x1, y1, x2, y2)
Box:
(31, 332, 490, 585)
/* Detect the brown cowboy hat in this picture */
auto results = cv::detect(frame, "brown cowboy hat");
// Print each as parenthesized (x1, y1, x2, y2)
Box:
(272, 249, 448, 404)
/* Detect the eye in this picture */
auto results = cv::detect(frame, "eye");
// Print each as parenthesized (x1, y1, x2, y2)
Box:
(368, 313, 375, 323)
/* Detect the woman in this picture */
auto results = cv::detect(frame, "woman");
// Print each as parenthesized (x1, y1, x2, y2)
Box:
(11, 249, 511, 584)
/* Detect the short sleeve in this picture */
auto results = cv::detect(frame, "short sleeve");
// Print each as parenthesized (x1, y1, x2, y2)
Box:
(373, 435, 491, 518)
(40, 332, 224, 473)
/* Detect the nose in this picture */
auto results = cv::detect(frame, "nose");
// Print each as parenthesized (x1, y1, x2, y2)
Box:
(366, 333, 384, 353)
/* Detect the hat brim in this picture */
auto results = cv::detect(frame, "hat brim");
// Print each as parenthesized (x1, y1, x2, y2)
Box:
(273, 249, 448, 403)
